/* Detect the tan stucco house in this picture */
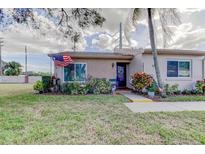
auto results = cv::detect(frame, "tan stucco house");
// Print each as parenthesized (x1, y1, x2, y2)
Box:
(48, 48, 205, 90)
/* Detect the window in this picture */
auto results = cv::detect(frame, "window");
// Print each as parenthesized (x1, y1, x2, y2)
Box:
(179, 61, 190, 77)
(167, 60, 191, 78)
(76, 63, 86, 81)
(64, 64, 75, 81)
(64, 63, 87, 81)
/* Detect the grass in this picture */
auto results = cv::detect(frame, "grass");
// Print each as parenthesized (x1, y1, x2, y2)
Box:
(160, 95, 205, 102)
(1, 84, 205, 144)
(0, 84, 33, 96)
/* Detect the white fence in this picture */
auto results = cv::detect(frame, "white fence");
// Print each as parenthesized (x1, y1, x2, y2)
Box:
(28, 76, 42, 83)
(0, 76, 42, 84)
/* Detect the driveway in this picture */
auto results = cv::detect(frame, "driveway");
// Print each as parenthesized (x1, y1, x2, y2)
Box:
(125, 101, 205, 113)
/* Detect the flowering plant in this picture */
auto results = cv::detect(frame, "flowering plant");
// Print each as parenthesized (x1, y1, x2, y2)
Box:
(131, 72, 153, 92)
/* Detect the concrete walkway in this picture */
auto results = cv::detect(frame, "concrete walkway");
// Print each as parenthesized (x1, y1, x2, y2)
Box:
(117, 90, 153, 103)
(118, 90, 205, 113)
(125, 101, 205, 113)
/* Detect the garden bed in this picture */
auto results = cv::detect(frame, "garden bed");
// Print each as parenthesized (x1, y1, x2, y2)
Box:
(33, 77, 113, 95)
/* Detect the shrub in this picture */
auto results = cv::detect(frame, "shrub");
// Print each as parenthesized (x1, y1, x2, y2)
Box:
(42, 76, 52, 92)
(61, 78, 111, 95)
(62, 82, 81, 95)
(33, 81, 44, 93)
(195, 80, 205, 94)
(61, 83, 68, 93)
(69, 82, 81, 95)
(181, 89, 192, 95)
(131, 72, 153, 92)
(147, 80, 157, 92)
(62, 82, 91, 95)
(164, 84, 180, 95)
(78, 84, 90, 95)
(191, 89, 198, 95)
(88, 78, 112, 94)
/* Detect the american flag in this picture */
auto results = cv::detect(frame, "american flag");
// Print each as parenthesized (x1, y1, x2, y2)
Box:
(52, 55, 73, 67)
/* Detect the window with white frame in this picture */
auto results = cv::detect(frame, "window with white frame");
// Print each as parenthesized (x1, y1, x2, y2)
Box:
(167, 60, 191, 78)
(64, 63, 87, 81)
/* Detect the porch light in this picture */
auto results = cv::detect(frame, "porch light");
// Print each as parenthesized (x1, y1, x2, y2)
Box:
(112, 63, 115, 68)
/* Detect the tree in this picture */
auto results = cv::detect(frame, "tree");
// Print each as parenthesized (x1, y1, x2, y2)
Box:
(132, 8, 181, 92)
(71, 32, 80, 51)
(4, 61, 22, 76)
(0, 8, 105, 44)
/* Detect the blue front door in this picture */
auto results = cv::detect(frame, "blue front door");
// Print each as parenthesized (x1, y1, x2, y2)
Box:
(117, 63, 126, 88)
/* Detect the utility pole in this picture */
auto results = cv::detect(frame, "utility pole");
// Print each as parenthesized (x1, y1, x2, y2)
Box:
(119, 22, 122, 49)
(0, 38, 4, 76)
(25, 45, 28, 75)
(50, 57, 52, 75)
(24, 45, 29, 83)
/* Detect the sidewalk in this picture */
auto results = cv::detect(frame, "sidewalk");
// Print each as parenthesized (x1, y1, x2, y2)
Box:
(125, 101, 205, 113)
(117, 90, 205, 113)
(117, 90, 153, 103)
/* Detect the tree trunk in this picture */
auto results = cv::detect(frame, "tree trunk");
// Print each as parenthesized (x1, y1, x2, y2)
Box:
(73, 41, 76, 52)
(147, 8, 163, 90)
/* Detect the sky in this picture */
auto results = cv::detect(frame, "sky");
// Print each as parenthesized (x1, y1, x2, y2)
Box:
(1, 8, 205, 73)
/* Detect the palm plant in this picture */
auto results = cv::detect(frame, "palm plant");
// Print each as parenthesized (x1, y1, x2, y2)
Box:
(4, 61, 22, 76)
(132, 8, 181, 92)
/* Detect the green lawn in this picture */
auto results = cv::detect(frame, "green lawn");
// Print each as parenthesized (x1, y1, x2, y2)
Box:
(160, 95, 205, 102)
(1, 84, 205, 144)
(0, 84, 33, 96)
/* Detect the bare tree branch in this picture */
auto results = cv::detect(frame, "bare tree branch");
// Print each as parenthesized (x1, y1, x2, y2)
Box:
(0, 8, 105, 44)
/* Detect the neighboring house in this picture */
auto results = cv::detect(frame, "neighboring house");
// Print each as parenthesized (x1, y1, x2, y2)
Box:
(48, 48, 205, 90)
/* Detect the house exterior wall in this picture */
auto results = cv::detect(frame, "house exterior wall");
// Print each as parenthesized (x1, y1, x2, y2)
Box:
(142, 54, 205, 90)
(127, 54, 144, 88)
(54, 52, 205, 90)
(55, 58, 130, 83)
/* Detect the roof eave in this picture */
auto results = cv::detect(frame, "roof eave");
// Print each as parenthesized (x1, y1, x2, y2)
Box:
(143, 49, 205, 56)
(48, 51, 134, 60)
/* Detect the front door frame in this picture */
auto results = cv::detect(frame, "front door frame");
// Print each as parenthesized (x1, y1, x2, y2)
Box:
(116, 62, 127, 88)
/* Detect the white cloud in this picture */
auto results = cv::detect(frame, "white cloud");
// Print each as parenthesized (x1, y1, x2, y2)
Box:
(26, 64, 50, 72)
(171, 27, 205, 49)
(2, 8, 205, 54)
(2, 8, 205, 72)
(92, 33, 115, 50)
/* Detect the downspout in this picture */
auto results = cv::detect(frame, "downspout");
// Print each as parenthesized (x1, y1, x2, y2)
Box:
(202, 56, 205, 80)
